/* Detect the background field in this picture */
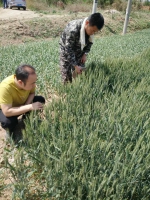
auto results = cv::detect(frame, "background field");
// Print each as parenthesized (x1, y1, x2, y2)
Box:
(0, 1, 150, 200)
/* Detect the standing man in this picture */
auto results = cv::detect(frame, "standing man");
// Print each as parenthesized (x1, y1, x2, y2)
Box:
(3, 0, 8, 9)
(59, 12, 104, 84)
(0, 64, 45, 142)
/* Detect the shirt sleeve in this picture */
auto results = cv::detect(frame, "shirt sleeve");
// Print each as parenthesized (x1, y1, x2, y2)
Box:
(65, 31, 78, 69)
(0, 86, 13, 105)
(83, 42, 93, 54)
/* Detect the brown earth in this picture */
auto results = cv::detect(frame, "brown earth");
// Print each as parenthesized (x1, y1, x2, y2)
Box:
(0, 127, 12, 200)
(0, 7, 87, 46)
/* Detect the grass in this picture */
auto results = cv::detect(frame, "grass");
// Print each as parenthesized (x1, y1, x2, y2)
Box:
(1, 28, 150, 89)
(91, 29, 150, 62)
(0, 3, 150, 199)
(0, 28, 150, 199)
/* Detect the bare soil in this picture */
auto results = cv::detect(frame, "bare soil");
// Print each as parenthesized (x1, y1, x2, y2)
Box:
(0, 8, 87, 46)
(0, 126, 12, 200)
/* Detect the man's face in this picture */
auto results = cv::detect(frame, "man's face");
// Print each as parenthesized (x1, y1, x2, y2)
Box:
(21, 73, 37, 91)
(85, 20, 99, 36)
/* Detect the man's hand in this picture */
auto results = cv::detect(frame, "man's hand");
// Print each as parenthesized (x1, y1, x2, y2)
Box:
(31, 102, 44, 111)
(81, 53, 87, 63)
(74, 65, 83, 74)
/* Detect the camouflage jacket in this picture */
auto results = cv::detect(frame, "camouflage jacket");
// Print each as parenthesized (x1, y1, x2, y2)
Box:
(59, 19, 93, 69)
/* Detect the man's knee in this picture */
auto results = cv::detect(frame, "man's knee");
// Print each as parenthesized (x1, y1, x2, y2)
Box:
(1, 116, 18, 130)
(60, 65, 72, 83)
(61, 72, 72, 83)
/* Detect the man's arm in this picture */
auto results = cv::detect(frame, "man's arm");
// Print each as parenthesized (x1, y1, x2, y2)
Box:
(1, 102, 44, 117)
(81, 53, 87, 64)
(65, 31, 78, 68)
(83, 42, 93, 54)
(25, 93, 35, 105)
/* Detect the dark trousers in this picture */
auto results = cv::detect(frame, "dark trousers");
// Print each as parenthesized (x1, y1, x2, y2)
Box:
(60, 48, 85, 83)
(0, 95, 45, 133)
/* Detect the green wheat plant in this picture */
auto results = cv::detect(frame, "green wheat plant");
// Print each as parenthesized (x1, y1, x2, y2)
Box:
(1, 29, 150, 199)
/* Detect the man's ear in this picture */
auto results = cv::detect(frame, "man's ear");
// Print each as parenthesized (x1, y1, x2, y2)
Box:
(85, 20, 89, 25)
(18, 80, 24, 86)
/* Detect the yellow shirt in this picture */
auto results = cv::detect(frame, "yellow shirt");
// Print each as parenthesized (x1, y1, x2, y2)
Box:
(0, 75, 35, 109)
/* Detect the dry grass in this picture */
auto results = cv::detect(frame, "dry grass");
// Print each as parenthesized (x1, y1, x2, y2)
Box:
(26, 0, 49, 11)
(112, 1, 127, 11)
(26, 0, 92, 13)
(66, 3, 92, 13)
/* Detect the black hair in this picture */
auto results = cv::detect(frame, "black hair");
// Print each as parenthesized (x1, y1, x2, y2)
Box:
(88, 12, 104, 30)
(15, 64, 35, 85)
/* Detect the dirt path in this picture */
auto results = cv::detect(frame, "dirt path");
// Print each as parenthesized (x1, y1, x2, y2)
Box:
(0, 127, 6, 162)
(0, 7, 79, 46)
(0, 8, 40, 20)
(0, 7, 66, 20)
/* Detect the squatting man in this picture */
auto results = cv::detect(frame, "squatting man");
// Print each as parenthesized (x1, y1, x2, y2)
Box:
(59, 12, 104, 84)
(0, 64, 45, 143)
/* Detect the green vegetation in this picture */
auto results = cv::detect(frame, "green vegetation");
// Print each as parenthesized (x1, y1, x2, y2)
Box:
(0, 2, 150, 200)
(25, 0, 149, 12)
(1, 28, 150, 199)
